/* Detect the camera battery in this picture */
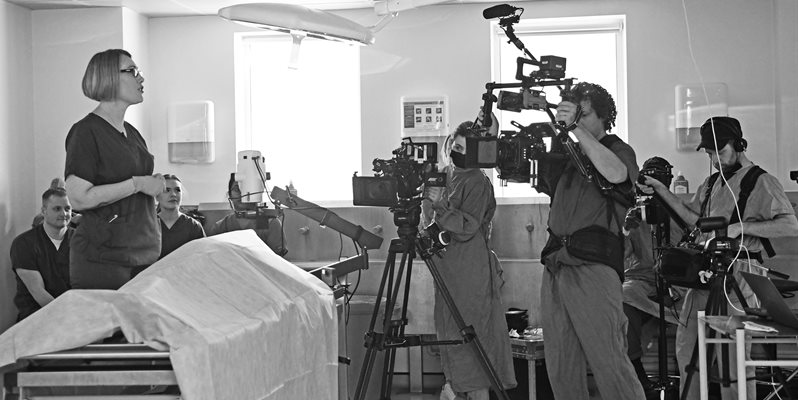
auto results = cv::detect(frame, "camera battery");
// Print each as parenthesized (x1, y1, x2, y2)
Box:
(539, 56, 566, 79)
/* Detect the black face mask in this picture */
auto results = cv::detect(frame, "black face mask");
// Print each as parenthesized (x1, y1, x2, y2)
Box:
(449, 150, 466, 169)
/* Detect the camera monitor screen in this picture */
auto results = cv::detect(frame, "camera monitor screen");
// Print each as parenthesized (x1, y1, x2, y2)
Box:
(464, 136, 498, 169)
(352, 176, 398, 207)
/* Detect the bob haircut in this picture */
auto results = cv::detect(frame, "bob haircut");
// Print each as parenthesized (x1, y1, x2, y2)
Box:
(82, 49, 132, 102)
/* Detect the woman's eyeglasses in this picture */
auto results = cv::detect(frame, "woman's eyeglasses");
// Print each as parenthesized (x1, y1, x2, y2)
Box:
(119, 66, 141, 78)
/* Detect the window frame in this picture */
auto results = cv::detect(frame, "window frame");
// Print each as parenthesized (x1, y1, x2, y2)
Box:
(233, 31, 362, 207)
(488, 15, 627, 203)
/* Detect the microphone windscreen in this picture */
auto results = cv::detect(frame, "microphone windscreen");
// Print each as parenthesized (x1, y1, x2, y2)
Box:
(482, 4, 517, 19)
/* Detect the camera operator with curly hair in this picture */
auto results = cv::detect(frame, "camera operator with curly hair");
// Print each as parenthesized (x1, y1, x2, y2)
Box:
(538, 82, 644, 400)
(638, 116, 798, 400)
(426, 118, 516, 400)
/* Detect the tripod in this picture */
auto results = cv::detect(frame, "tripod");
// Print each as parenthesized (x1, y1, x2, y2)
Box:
(679, 258, 750, 400)
(352, 204, 510, 400)
(645, 200, 682, 398)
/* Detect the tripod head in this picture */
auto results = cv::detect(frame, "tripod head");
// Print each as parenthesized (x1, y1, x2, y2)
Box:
(390, 197, 451, 258)
(390, 197, 422, 240)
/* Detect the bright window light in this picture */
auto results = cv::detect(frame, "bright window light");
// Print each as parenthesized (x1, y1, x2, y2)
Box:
(490, 15, 626, 200)
(236, 34, 361, 204)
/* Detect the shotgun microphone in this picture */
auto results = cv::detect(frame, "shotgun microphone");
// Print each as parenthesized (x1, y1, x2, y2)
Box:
(482, 4, 519, 19)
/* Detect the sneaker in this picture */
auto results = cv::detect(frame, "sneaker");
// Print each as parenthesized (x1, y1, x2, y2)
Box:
(440, 382, 457, 400)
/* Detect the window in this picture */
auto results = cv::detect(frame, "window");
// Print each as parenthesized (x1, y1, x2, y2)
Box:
(490, 15, 626, 200)
(235, 33, 361, 204)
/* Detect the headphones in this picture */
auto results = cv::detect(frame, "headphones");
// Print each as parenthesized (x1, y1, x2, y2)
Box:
(733, 138, 748, 152)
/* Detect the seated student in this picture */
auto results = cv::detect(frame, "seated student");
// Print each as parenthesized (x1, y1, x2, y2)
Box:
(206, 174, 286, 256)
(31, 177, 81, 228)
(11, 188, 73, 321)
(157, 174, 205, 259)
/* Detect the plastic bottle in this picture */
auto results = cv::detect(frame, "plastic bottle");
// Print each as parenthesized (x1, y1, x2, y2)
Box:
(673, 172, 689, 194)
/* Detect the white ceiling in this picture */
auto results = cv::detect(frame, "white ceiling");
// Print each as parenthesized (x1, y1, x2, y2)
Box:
(5, 0, 386, 17)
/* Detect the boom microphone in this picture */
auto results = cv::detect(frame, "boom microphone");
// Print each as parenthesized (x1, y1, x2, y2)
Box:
(482, 4, 519, 19)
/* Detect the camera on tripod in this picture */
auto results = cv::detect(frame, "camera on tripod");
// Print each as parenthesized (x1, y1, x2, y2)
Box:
(352, 138, 450, 256)
(632, 157, 674, 225)
(658, 216, 740, 289)
(697, 216, 740, 269)
(352, 139, 446, 208)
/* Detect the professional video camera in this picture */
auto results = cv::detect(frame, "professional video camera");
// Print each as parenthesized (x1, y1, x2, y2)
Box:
(352, 139, 445, 208)
(657, 217, 739, 289)
(464, 4, 630, 199)
(633, 157, 674, 226)
(461, 121, 562, 184)
(352, 139, 448, 252)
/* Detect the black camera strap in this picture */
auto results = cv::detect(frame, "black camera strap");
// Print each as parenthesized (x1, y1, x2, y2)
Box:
(698, 165, 775, 258)
(541, 134, 631, 281)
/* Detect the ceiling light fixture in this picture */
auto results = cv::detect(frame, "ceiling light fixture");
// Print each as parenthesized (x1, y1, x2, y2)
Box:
(218, 0, 455, 45)
(218, 3, 377, 46)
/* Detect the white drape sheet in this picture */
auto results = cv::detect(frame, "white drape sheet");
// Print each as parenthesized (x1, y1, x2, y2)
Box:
(0, 230, 338, 400)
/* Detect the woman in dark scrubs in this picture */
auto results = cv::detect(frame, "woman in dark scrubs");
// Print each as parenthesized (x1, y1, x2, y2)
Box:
(64, 49, 165, 289)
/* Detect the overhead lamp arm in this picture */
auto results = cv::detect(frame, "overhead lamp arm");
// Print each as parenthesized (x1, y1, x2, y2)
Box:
(374, 0, 455, 16)
(218, 3, 375, 45)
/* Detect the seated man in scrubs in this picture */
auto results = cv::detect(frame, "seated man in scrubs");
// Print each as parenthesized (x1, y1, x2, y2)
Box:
(12, 188, 73, 321)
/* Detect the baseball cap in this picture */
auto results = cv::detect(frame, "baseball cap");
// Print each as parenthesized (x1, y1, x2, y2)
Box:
(695, 116, 743, 151)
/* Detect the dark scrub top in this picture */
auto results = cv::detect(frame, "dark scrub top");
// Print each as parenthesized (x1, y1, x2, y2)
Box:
(10, 225, 73, 321)
(545, 135, 639, 268)
(159, 213, 206, 259)
(65, 113, 161, 271)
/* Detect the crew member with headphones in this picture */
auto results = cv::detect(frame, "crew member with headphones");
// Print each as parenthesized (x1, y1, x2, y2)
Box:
(637, 116, 798, 400)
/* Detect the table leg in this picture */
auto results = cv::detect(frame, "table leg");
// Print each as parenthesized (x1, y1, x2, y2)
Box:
(736, 329, 746, 400)
(528, 359, 536, 400)
(699, 310, 709, 400)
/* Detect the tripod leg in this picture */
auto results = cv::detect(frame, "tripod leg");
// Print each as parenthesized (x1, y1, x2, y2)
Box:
(381, 244, 417, 399)
(680, 281, 726, 400)
(354, 239, 418, 400)
(417, 242, 510, 400)
(354, 245, 400, 400)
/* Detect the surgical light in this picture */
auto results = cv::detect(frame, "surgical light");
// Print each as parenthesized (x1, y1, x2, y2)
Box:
(218, 3, 376, 46)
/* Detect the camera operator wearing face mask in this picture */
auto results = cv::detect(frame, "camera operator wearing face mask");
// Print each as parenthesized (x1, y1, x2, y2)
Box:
(425, 118, 516, 400)
(637, 116, 798, 400)
(539, 82, 644, 400)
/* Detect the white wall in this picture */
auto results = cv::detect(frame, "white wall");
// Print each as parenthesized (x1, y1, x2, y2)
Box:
(0, 0, 34, 331)
(122, 8, 150, 137)
(147, 16, 250, 205)
(3, 0, 798, 331)
(31, 7, 124, 197)
(145, 0, 795, 202)
(775, 0, 798, 188)
(352, 0, 785, 192)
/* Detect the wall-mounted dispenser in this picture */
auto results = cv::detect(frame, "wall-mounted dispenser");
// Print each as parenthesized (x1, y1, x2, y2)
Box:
(168, 101, 215, 163)
(674, 83, 727, 151)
